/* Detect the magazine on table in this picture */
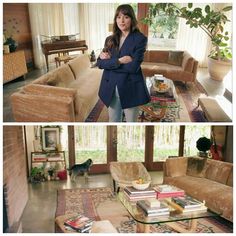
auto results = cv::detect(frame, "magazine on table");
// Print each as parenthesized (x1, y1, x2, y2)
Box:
(154, 185, 184, 193)
(124, 186, 156, 195)
(64, 214, 93, 232)
(172, 196, 203, 209)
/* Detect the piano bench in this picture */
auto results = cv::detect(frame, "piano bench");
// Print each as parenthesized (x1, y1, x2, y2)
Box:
(55, 55, 77, 67)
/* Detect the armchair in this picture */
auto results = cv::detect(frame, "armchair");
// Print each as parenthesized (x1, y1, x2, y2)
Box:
(109, 161, 151, 193)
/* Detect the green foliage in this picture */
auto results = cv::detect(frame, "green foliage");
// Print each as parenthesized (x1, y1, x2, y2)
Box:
(143, 3, 232, 61)
(143, 3, 179, 39)
(30, 167, 45, 183)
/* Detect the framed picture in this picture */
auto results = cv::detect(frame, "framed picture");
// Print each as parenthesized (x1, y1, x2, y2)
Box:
(42, 127, 60, 151)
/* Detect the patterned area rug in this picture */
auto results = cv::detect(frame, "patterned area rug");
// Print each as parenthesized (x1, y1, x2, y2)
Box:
(85, 81, 207, 122)
(55, 187, 232, 233)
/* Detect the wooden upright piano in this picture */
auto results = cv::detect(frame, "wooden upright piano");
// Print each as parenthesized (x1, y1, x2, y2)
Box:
(41, 37, 88, 71)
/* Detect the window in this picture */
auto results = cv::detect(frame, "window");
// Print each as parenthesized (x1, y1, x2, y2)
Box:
(184, 126, 211, 156)
(74, 126, 107, 164)
(153, 126, 180, 161)
(147, 3, 179, 50)
(117, 126, 145, 162)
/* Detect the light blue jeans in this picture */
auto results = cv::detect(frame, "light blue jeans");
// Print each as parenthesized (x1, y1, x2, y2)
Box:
(108, 87, 139, 122)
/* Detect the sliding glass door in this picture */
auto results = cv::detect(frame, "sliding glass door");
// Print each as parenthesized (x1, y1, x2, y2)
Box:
(153, 126, 180, 161)
(184, 125, 211, 156)
(74, 126, 107, 164)
(117, 126, 146, 162)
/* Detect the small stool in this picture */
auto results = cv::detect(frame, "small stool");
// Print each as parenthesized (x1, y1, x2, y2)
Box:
(197, 97, 231, 122)
(55, 55, 76, 67)
(91, 220, 118, 233)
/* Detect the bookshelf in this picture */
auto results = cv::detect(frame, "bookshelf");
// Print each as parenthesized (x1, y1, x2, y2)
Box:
(31, 151, 66, 171)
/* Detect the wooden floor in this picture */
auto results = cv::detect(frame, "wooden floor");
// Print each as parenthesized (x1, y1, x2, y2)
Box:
(21, 171, 163, 233)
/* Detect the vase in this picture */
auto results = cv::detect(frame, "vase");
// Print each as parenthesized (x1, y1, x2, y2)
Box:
(198, 151, 209, 158)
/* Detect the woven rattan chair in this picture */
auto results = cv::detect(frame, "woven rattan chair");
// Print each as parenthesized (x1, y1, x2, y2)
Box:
(109, 161, 151, 193)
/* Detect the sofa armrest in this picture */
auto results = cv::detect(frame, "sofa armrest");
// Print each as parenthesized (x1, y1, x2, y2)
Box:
(23, 84, 77, 98)
(11, 92, 76, 122)
(164, 157, 188, 177)
(182, 52, 197, 72)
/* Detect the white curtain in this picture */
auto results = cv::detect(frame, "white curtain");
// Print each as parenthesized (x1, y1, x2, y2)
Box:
(79, 3, 116, 55)
(176, 3, 212, 67)
(29, 3, 79, 69)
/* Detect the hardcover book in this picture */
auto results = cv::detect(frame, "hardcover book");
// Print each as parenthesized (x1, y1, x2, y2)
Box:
(172, 196, 203, 209)
(64, 214, 93, 232)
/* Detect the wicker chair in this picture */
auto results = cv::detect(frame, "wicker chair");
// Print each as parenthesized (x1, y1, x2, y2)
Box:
(109, 162, 151, 193)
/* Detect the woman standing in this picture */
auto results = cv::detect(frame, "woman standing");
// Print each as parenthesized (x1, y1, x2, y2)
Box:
(97, 4, 150, 122)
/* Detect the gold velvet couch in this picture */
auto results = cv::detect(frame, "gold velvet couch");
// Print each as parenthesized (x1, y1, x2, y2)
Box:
(163, 156, 233, 222)
(11, 54, 102, 122)
(141, 50, 198, 83)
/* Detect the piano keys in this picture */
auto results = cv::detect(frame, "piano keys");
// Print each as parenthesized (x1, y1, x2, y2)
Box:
(41, 39, 88, 71)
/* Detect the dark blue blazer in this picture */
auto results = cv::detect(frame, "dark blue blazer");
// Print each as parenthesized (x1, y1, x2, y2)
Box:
(97, 31, 150, 109)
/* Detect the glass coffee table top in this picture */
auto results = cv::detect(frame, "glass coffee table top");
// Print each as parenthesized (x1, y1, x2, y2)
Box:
(118, 191, 220, 225)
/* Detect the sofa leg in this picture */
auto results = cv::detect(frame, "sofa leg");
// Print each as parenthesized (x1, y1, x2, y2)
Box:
(113, 179, 116, 193)
(117, 187, 120, 194)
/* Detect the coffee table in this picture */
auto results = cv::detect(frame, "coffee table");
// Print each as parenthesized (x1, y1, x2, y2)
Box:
(118, 191, 220, 233)
(140, 76, 180, 122)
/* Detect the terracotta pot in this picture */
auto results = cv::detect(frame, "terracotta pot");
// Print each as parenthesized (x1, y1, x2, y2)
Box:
(208, 57, 232, 81)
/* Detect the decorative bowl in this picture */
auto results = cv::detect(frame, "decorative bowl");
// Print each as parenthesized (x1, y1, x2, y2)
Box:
(153, 83, 169, 93)
(132, 180, 151, 190)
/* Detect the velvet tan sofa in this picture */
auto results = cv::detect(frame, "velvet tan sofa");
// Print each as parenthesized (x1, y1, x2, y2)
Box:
(141, 50, 198, 83)
(163, 156, 233, 222)
(11, 54, 103, 122)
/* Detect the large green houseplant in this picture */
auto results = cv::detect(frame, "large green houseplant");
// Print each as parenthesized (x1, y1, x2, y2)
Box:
(144, 3, 232, 81)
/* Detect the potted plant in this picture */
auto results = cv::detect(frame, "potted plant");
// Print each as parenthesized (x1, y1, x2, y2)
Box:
(196, 137, 212, 158)
(143, 3, 232, 81)
(29, 167, 46, 183)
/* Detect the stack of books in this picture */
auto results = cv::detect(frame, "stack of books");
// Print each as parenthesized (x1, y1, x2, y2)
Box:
(64, 214, 94, 233)
(32, 153, 47, 162)
(124, 186, 156, 201)
(153, 185, 185, 199)
(169, 195, 207, 213)
(137, 199, 170, 217)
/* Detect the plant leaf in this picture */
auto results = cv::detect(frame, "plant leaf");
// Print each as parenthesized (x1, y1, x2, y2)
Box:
(222, 6, 232, 12)
(205, 5, 210, 13)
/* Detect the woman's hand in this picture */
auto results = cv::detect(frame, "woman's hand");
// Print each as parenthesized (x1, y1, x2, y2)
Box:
(118, 56, 133, 64)
(99, 52, 111, 60)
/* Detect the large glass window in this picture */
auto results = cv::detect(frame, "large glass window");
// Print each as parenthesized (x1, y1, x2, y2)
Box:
(147, 3, 179, 50)
(74, 126, 107, 164)
(117, 126, 145, 162)
(184, 126, 211, 156)
(153, 126, 180, 161)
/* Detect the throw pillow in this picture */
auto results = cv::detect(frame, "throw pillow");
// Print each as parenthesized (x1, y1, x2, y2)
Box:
(47, 74, 66, 88)
(187, 157, 208, 178)
(205, 160, 233, 185)
(165, 157, 187, 177)
(168, 51, 184, 66)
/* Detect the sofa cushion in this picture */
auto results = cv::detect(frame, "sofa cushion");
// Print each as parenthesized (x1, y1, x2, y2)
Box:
(205, 160, 233, 185)
(165, 157, 187, 177)
(67, 68, 102, 121)
(168, 51, 184, 66)
(46, 65, 75, 87)
(187, 157, 209, 178)
(68, 54, 91, 79)
(144, 50, 169, 63)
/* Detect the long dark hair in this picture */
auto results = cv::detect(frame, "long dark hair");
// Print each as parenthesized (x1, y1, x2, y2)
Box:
(105, 4, 140, 51)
